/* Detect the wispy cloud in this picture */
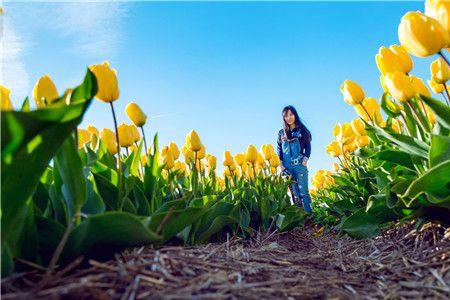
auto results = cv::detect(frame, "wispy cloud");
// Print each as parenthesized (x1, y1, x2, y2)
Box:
(1, 12, 30, 102)
(51, 2, 128, 58)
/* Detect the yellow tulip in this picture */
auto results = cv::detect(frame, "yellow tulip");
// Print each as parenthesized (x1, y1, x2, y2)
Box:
(187, 130, 202, 152)
(421, 104, 436, 125)
(326, 141, 342, 157)
(261, 144, 275, 160)
(411, 76, 431, 98)
(141, 154, 147, 167)
(257, 152, 265, 167)
(89, 61, 119, 102)
(333, 163, 339, 172)
(375, 45, 413, 74)
(425, 0, 450, 34)
(384, 72, 416, 102)
(118, 123, 134, 148)
(335, 123, 355, 145)
(173, 161, 187, 175)
(398, 11, 449, 57)
(86, 125, 99, 149)
(351, 118, 366, 136)
(130, 125, 140, 143)
(355, 135, 370, 148)
(33, 75, 59, 107)
(391, 119, 402, 134)
(343, 141, 358, 153)
(77, 129, 91, 149)
(430, 57, 450, 84)
(380, 75, 389, 92)
(427, 78, 445, 93)
(1, 85, 13, 111)
(183, 148, 195, 164)
(197, 144, 206, 159)
(269, 154, 281, 168)
(245, 144, 259, 164)
(270, 167, 277, 175)
(340, 80, 365, 106)
(355, 97, 383, 124)
(125, 102, 147, 127)
(100, 128, 118, 155)
(223, 150, 234, 167)
(234, 153, 245, 166)
(169, 142, 180, 160)
(161, 146, 175, 170)
(206, 154, 217, 170)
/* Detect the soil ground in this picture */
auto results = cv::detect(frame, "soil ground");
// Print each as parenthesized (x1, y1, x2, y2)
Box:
(2, 223, 449, 299)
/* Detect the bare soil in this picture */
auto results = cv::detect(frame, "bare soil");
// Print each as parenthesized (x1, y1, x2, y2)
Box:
(2, 223, 449, 299)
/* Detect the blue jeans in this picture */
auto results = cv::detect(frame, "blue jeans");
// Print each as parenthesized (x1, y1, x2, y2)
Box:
(287, 164, 312, 213)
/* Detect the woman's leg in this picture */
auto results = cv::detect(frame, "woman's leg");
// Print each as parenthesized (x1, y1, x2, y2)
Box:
(295, 166, 312, 213)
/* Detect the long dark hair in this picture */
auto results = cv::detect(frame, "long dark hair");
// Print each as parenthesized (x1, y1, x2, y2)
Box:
(282, 105, 312, 145)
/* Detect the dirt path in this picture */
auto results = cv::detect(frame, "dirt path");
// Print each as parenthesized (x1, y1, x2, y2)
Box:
(2, 223, 449, 299)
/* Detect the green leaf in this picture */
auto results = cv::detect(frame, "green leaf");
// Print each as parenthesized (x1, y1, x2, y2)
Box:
(371, 150, 417, 171)
(62, 212, 161, 263)
(92, 173, 119, 210)
(420, 95, 450, 129)
(1, 243, 14, 278)
(35, 216, 65, 266)
(429, 135, 450, 168)
(403, 160, 450, 204)
(54, 136, 87, 216)
(340, 209, 381, 239)
(381, 93, 402, 118)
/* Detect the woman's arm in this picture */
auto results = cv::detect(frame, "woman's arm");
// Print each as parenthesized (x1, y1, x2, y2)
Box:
(277, 130, 283, 161)
(302, 140, 311, 166)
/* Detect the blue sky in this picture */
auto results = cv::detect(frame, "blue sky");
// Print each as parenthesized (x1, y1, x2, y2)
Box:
(3, 1, 437, 176)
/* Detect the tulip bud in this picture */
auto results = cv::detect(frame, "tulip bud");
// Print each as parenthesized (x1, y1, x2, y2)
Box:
(100, 128, 118, 155)
(375, 45, 413, 75)
(89, 61, 119, 102)
(333, 163, 339, 172)
(173, 161, 187, 175)
(427, 78, 445, 93)
(234, 153, 245, 166)
(223, 150, 234, 167)
(130, 125, 140, 143)
(168, 142, 180, 160)
(326, 141, 342, 157)
(269, 155, 281, 168)
(430, 57, 450, 84)
(340, 80, 365, 106)
(118, 123, 134, 148)
(161, 146, 175, 170)
(126, 102, 147, 127)
(335, 123, 355, 145)
(1, 85, 13, 111)
(261, 144, 275, 160)
(398, 11, 449, 57)
(351, 118, 366, 136)
(355, 135, 370, 148)
(384, 72, 416, 102)
(187, 130, 202, 152)
(197, 144, 206, 159)
(380, 75, 389, 93)
(425, 0, 450, 34)
(78, 129, 91, 149)
(141, 154, 148, 167)
(245, 145, 259, 164)
(33, 75, 59, 108)
(206, 154, 217, 170)
(391, 119, 402, 134)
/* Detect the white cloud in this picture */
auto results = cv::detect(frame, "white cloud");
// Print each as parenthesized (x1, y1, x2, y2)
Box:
(1, 12, 30, 103)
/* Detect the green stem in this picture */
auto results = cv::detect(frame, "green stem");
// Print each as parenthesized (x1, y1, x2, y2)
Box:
(109, 102, 123, 208)
(140, 126, 148, 154)
(359, 103, 374, 125)
(406, 100, 428, 133)
(442, 83, 450, 106)
(438, 51, 450, 68)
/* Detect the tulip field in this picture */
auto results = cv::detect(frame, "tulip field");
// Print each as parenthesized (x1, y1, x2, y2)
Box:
(1, 0, 450, 298)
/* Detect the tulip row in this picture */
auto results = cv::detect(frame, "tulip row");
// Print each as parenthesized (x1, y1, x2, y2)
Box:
(1, 63, 304, 276)
(311, 0, 450, 238)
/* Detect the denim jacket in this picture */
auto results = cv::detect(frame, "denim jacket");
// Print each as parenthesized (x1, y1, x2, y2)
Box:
(277, 127, 311, 168)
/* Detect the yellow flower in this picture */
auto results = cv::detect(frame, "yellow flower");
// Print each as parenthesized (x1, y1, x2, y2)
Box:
(234, 153, 245, 166)
(86, 125, 99, 149)
(173, 161, 187, 175)
(343, 142, 358, 153)
(326, 141, 342, 157)
(340, 80, 365, 106)
(141, 154, 147, 166)
(270, 167, 277, 175)
(169, 142, 180, 160)
(430, 57, 450, 84)
(125, 102, 147, 127)
(118, 123, 134, 148)
(351, 118, 366, 136)
(355, 135, 370, 148)
(355, 97, 383, 123)
(89, 61, 119, 102)
(425, 0, 450, 34)
(261, 144, 275, 160)
(384, 72, 416, 102)
(183, 147, 195, 164)
(245, 144, 259, 164)
(161, 146, 175, 170)
(100, 128, 118, 155)
(269, 154, 281, 168)
(223, 150, 234, 167)
(129, 125, 140, 143)
(375, 45, 413, 74)
(398, 11, 449, 57)
(197, 144, 206, 159)
(187, 130, 202, 152)
(421, 104, 436, 125)
(206, 154, 217, 170)
(427, 78, 445, 93)
(333, 163, 339, 172)
(380, 75, 389, 92)
(1, 85, 13, 111)
(411, 76, 431, 98)
(33, 75, 59, 107)
(335, 123, 355, 145)
(257, 153, 265, 167)
(78, 129, 91, 149)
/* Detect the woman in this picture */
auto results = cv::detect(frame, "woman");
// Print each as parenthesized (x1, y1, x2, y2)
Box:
(277, 105, 312, 213)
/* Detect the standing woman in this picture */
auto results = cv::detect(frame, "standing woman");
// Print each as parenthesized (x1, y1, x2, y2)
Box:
(277, 105, 313, 213)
